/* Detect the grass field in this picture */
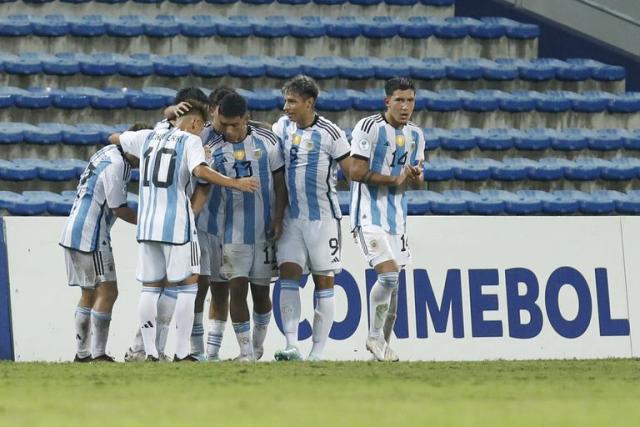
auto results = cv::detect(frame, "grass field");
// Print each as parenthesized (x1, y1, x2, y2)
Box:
(0, 359, 639, 427)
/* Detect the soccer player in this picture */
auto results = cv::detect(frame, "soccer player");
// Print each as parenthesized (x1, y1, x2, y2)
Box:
(60, 138, 138, 362)
(349, 77, 425, 361)
(272, 75, 352, 361)
(115, 101, 259, 361)
(209, 93, 286, 361)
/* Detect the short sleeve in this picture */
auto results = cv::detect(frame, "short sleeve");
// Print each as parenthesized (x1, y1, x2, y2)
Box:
(268, 139, 285, 173)
(185, 135, 207, 175)
(119, 129, 151, 158)
(271, 116, 288, 141)
(350, 119, 376, 160)
(415, 128, 426, 164)
(103, 161, 128, 209)
(328, 128, 351, 161)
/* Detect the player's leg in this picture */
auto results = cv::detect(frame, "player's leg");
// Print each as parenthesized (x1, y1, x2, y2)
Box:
(90, 280, 118, 361)
(248, 242, 274, 361)
(275, 218, 306, 361)
(74, 288, 94, 362)
(191, 231, 213, 357)
(223, 244, 255, 360)
(306, 219, 342, 361)
(155, 282, 178, 360)
(383, 233, 411, 362)
(136, 242, 167, 361)
(64, 248, 95, 362)
(167, 239, 201, 361)
(206, 280, 228, 361)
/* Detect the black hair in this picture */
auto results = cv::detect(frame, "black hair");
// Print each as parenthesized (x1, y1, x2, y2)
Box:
(218, 92, 248, 118)
(282, 75, 319, 101)
(384, 77, 416, 97)
(208, 86, 237, 108)
(174, 87, 208, 105)
(127, 122, 153, 132)
(179, 99, 210, 122)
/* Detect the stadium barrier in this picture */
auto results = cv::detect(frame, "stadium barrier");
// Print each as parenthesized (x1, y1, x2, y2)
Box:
(0, 216, 638, 361)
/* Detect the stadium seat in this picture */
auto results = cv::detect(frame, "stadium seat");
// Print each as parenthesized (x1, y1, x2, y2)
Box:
(31, 14, 69, 37)
(479, 189, 542, 215)
(423, 157, 462, 181)
(0, 191, 48, 215)
(478, 128, 514, 151)
(454, 158, 500, 181)
(601, 157, 640, 181)
(565, 156, 610, 181)
(0, 159, 39, 181)
(423, 191, 467, 215)
(554, 190, 615, 214)
(528, 157, 574, 181)
(442, 190, 505, 215)
(190, 55, 232, 77)
(480, 17, 540, 39)
(0, 15, 32, 37)
(551, 128, 590, 151)
(589, 128, 626, 151)
(337, 191, 350, 215)
(439, 128, 479, 151)
(68, 15, 107, 37)
(566, 58, 626, 81)
(517, 190, 579, 214)
(264, 56, 303, 79)
(105, 15, 146, 37)
(514, 128, 553, 151)
(492, 157, 538, 181)
(252, 16, 290, 38)
(0, 122, 27, 144)
(24, 123, 64, 145)
(406, 190, 430, 215)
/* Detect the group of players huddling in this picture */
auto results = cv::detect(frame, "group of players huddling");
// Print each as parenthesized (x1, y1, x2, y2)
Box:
(60, 75, 425, 363)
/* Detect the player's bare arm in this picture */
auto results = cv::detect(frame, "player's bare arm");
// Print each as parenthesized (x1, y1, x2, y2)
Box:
(163, 101, 192, 121)
(112, 206, 137, 225)
(350, 156, 410, 187)
(191, 184, 211, 216)
(192, 164, 259, 193)
(338, 156, 353, 182)
(272, 169, 287, 240)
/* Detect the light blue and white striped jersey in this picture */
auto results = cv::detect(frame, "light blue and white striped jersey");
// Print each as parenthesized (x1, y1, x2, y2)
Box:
(196, 124, 225, 237)
(272, 115, 350, 221)
(212, 125, 284, 244)
(120, 127, 206, 245)
(60, 145, 131, 252)
(350, 113, 426, 235)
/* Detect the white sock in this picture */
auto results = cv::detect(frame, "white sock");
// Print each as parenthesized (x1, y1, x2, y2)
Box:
(279, 279, 300, 348)
(252, 310, 271, 353)
(233, 321, 253, 357)
(206, 319, 226, 359)
(131, 328, 144, 353)
(309, 288, 335, 359)
(191, 312, 205, 355)
(383, 287, 398, 344)
(74, 306, 92, 358)
(90, 310, 111, 358)
(369, 272, 399, 339)
(155, 286, 178, 354)
(139, 286, 161, 358)
(175, 284, 198, 359)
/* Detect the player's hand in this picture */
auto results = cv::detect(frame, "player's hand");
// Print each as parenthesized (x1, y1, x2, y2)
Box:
(407, 164, 422, 183)
(394, 168, 410, 186)
(234, 177, 260, 192)
(272, 218, 284, 240)
(170, 102, 192, 118)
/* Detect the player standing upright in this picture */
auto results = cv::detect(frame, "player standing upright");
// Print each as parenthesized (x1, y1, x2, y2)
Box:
(272, 75, 352, 361)
(60, 142, 137, 362)
(115, 102, 258, 361)
(349, 77, 425, 361)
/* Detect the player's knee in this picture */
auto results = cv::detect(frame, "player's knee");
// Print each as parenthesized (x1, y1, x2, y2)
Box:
(378, 271, 399, 290)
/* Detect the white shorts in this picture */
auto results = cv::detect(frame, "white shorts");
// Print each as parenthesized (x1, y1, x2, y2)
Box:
(277, 217, 342, 274)
(220, 241, 276, 285)
(198, 230, 225, 282)
(64, 247, 117, 289)
(354, 225, 412, 268)
(136, 240, 200, 284)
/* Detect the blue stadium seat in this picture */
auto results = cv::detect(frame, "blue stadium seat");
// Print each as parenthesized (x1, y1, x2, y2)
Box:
(251, 16, 290, 38)
(439, 128, 479, 151)
(300, 57, 340, 79)
(190, 55, 232, 77)
(399, 17, 436, 39)
(423, 191, 467, 215)
(478, 128, 515, 150)
(349, 0, 383, 6)
(608, 92, 640, 113)
(0, 122, 26, 144)
(68, 15, 107, 37)
(418, 58, 449, 80)
(566, 58, 625, 81)
(31, 14, 69, 37)
(448, 17, 505, 39)
(0, 191, 48, 215)
(61, 124, 103, 145)
(170, 0, 202, 4)
(2, 53, 43, 75)
(0, 15, 32, 37)
(455, 158, 500, 181)
(562, 90, 609, 112)
(105, 15, 146, 37)
(442, 190, 505, 215)
(337, 191, 350, 215)
(423, 157, 462, 181)
(406, 190, 430, 215)
(152, 54, 192, 77)
(316, 90, 356, 111)
(0, 159, 39, 181)
(179, 16, 219, 38)
(565, 156, 610, 181)
(528, 157, 574, 181)
(228, 56, 267, 78)
(438, 90, 497, 112)
(51, 88, 92, 109)
(14, 87, 52, 109)
(119, 54, 155, 77)
(552, 128, 590, 151)
(40, 53, 80, 75)
(24, 122, 64, 145)
(17, 159, 77, 181)
(0, 191, 24, 211)
(479, 189, 542, 215)
(314, 0, 346, 5)
(422, 89, 462, 112)
(218, 16, 253, 38)
(431, 17, 469, 39)
(590, 128, 626, 151)
(491, 157, 537, 181)
(264, 56, 303, 79)
(82, 123, 117, 144)
(125, 87, 175, 109)
(624, 129, 640, 150)
(339, 57, 377, 80)
(517, 190, 579, 214)
(445, 58, 483, 81)
(144, 15, 182, 38)
(73, 53, 119, 76)
(363, 16, 400, 38)
(206, 0, 236, 3)
(0, 86, 17, 108)
(289, 16, 326, 38)
(613, 190, 640, 214)
(325, 17, 364, 38)
(480, 17, 539, 39)
(237, 89, 281, 110)
(278, 0, 311, 5)
(514, 128, 554, 151)
(601, 157, 640, 180)
(422, 127, 446, 151)
(554, 190, 615, 214)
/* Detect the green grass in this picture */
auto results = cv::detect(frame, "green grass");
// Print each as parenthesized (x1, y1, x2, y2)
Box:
(0, 360, 639, 427)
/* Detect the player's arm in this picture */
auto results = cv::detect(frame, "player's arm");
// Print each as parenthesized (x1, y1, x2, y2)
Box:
(272, 169, 287, 240)
(191, 184, 211, 216)
(113, 206, 137, 225)
(108, 133, 121, 145)
(192, 164, 258, 192)
(163, 101, 192, 121)
(350, 156, 409, 186)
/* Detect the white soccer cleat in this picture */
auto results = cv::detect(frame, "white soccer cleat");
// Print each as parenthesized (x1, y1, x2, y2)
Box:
(274, 346, 302, 361)
(306, 353, 322, 362)
(366, 336, 386, 361)
(384, 345, 400, 362)
(124, 347, 145, 363)
(254, 346, 264, 361)
(233, 354, 255, 362)
(158, 352, 172, 362)
(207, 354, 221, 362)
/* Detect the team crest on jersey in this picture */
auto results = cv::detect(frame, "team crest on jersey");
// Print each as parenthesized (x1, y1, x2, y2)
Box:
(292, 134, 302, 145)
(408, 139, 416, 152)
(233, 150, 246, 161)
(358, 139, 370, 151)
(303, 139, 314, 150)
(252, 148, 262, 159)
(396, 135, 406, 147)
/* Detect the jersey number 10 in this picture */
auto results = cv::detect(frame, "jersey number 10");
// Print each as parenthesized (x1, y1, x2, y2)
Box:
(143, 147, 177, 188)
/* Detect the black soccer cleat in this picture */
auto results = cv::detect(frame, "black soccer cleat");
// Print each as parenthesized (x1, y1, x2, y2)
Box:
(173, 354, 200, 362)
(91, 354, 116, 363)
(73, 354, 92, 363)
(146, 355, 160, 362)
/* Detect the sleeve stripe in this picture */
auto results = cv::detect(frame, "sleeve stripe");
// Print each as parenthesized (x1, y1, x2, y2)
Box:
(352, 154, 369, 161)
(335, 152, 350, 162)
(317, 119, 341, 140)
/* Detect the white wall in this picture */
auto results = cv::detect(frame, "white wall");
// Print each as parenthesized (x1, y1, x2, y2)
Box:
(3, 216, 637, 361)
